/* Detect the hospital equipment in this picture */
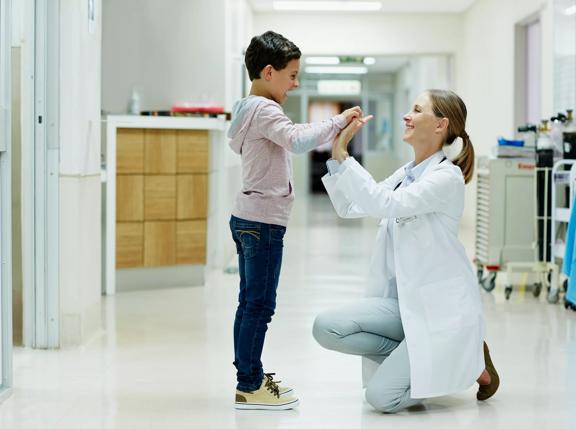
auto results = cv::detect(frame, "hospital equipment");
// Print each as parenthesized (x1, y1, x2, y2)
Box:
(475, 156, 559, 300)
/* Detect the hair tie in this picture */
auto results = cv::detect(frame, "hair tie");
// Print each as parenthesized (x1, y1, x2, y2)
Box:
(460, 131, 469, 140)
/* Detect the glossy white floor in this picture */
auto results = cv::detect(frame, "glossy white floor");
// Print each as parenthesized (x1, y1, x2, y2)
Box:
(2, 195, 576, 429)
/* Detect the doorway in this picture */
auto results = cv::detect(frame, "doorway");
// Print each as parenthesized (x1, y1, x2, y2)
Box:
(307, 99, 363, 193)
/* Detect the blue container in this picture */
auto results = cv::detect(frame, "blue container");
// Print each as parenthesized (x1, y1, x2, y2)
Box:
(497, 137, 525, 147)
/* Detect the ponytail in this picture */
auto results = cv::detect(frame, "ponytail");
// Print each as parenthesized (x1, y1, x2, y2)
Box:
(427, 89, 474, 183)
(452, 131, 475, 184)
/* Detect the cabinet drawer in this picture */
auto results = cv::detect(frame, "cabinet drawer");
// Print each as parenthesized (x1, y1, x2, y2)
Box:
(117, 129, 144, 174)
(144, 221, 176, 267)
(145, 129, 177, 174)
(177, 174, 208, 219)
(177, 130, 209, 173)
(116, 222, 144, 268)
(144, 175, 176, 220)
(176, 220, 207, 264)
(117, 175, 143, 221)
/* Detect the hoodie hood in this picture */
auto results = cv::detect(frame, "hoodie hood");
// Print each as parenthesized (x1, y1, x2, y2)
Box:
(228, 96, 269, 154)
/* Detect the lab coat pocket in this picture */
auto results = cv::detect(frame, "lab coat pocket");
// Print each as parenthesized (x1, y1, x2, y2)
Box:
(403, 217, 433, 247)
(419, 276, 473, 333)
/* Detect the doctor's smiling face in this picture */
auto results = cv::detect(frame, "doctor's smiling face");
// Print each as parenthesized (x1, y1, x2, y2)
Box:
(402, 92, 448, 148)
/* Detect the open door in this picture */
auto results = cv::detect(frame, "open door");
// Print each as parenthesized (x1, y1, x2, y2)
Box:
(0, 0, 14, 400)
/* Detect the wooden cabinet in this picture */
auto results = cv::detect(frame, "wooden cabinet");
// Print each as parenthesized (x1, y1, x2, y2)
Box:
(116, 222, 144, 268)
(176, 220, 207, 264)
(117, 175, 144, 221)
(177, 130, 210, 173)
(145, 175, 176, 220)
(117, 129, 144, 174)
(116, 128, 209, 269)
(145, 129, 177, 174)
(177, 175, 208, 219)
(144, 221, 176, 267)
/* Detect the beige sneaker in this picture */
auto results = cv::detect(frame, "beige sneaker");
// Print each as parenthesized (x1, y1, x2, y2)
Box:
(264, 373, 293, 396)
(235, 376, 299, 410)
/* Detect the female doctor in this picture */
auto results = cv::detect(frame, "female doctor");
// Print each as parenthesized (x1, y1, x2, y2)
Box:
(313, 89, 499, 413)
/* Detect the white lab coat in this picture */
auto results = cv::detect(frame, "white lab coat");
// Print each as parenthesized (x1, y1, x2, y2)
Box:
(322, 152, 485, 399)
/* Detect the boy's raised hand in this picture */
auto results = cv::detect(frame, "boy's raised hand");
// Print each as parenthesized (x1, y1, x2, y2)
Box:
(332, 115, 374, 161)
(341, 106, 363, 124)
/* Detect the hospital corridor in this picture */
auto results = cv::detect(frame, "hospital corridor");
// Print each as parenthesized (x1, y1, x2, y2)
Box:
(0, 0, 576, 427)
(0, 197, 573, 427)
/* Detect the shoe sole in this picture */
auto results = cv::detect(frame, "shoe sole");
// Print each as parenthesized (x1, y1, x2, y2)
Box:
(235, 398, 299, 410)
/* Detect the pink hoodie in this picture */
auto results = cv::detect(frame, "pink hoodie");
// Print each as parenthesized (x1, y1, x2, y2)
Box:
(228, 96, 347, 226)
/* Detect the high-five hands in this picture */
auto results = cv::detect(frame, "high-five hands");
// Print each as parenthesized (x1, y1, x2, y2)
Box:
(332, 115, 374, 162)
(341, 106, 363, 124)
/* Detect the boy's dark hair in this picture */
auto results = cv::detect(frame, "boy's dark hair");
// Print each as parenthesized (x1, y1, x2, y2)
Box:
(244, 31, 301, 81)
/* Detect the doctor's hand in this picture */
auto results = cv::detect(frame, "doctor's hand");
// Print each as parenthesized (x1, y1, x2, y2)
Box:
(332, 115, 374, 162)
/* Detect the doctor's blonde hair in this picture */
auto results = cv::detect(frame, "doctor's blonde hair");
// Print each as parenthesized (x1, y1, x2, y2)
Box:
(427, 89, 475, 184)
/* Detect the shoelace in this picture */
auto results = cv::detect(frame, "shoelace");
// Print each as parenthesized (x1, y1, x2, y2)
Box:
(263, 373, 281, 398)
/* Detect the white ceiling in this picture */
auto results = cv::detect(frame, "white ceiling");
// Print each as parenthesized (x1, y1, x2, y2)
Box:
(249, 0, 478, 14)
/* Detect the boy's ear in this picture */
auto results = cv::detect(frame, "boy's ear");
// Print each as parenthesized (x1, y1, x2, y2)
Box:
(262, 64, 273, 81)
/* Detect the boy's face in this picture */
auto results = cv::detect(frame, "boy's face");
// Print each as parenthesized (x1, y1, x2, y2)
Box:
(268, 59, 300, 104)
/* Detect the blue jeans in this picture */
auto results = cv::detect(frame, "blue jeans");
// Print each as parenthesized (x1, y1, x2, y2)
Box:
(229, 215, 286, 392)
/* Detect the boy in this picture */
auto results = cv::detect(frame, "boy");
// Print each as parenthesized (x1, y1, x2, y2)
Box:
(229, 30, 361, 410)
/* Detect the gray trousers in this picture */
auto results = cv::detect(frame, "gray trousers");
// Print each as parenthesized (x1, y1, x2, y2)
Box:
(312, 297, 422, 413)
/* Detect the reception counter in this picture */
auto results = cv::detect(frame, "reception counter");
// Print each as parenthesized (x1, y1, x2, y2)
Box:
(103, 115, 230, 294)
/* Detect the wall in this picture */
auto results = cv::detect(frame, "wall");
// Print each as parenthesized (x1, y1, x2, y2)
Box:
(457, 0, 555, 229)
(253, 13, 463, 56)
(59, 0, 103, 346)
(102, 0, 227, 113)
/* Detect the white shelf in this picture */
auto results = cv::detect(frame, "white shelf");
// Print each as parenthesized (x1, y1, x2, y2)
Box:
(105, 115, 227, 131)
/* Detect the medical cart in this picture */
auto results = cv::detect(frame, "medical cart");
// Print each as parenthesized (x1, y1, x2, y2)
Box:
(475, 157, 559, 300)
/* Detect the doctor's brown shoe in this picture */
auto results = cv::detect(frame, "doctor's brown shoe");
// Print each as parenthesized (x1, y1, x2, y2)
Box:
(235, 377, 299, 410)
(477, 341, 500, 401)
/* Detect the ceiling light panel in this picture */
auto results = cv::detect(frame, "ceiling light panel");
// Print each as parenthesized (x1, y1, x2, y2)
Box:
(305, 56, 340, 65)
(273, 1, 383, 12)
(305, 66, 368, 74)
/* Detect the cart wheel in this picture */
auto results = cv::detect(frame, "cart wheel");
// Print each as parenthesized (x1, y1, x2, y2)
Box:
(563, 279, 568, 293)
(532, 282, 542, 298)
(476, 265, 484, 284)
(547, 290, 560, 304)
(480, 271, 497, 292)
(505, 285, 513, 300)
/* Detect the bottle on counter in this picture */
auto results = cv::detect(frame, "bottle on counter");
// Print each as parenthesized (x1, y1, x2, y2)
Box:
(536, 120, 554, 167)
(127, 88, 141, 115)
(537, 120, 553, 150)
